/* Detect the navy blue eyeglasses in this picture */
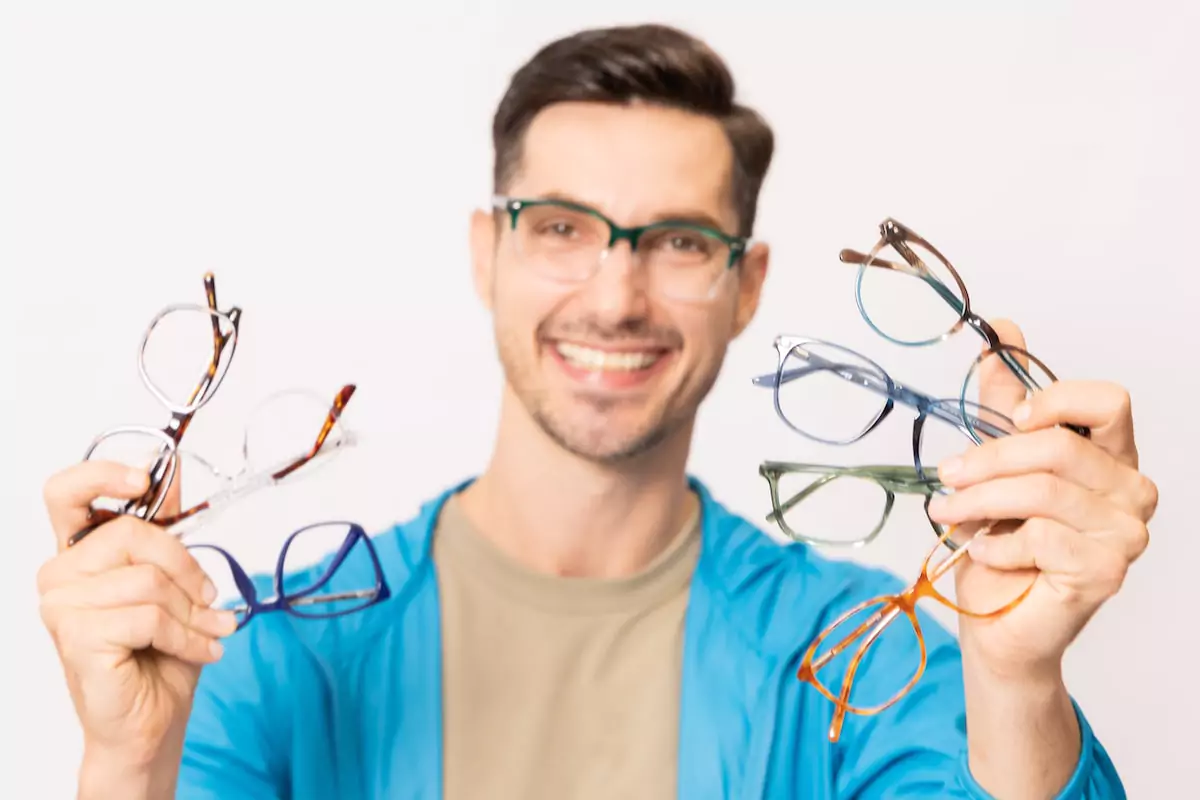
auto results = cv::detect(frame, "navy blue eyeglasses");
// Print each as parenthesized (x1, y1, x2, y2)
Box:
(751, 334, 1016, 482)
(187, 520, 391, 630)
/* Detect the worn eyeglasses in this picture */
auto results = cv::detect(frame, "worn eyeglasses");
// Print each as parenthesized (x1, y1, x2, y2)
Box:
(797, 521, 1034, 743)
(759, 462, 946, 548)
(751, 335, 1015, 483)
(838, 217, 1088, 439)
(187, 520, 391, 630)
(491, 195, 752, 303)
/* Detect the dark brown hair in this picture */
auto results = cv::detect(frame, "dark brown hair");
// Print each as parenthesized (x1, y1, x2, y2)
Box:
(492, 24, 774, 237)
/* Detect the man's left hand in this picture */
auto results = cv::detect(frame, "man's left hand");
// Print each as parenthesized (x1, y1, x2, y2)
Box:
(927, 318, 1158, 681)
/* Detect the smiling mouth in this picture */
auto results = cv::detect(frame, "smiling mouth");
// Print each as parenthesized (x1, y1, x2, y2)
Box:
(554, 341, 668, 372)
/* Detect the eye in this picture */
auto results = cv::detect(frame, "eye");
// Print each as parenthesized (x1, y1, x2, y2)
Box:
(535, 220, 578, 238)
(651, 230, 715, 257)
(668, 234, 705, 252)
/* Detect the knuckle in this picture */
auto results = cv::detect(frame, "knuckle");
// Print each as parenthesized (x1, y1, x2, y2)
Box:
(134, 563, 171, 598)
(1129, 522, 1151, 560)
(132, 604, 167, 641)
(35, 558, 59, 596)
(1047, 428, 1080, 468)
(1138, 476, 1159, 520)
(1112, 388, 1133, 418)
(1096, 552, 1129, 595)
(37, 595, 61, 633)
(1030, 474, 1063, 509)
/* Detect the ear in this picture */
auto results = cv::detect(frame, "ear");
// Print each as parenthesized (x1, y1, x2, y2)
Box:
(731, 241, 769, 338)
(469, 208, 496, 311)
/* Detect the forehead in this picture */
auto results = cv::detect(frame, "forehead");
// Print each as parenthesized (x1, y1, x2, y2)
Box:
(511, 101, 736, 228)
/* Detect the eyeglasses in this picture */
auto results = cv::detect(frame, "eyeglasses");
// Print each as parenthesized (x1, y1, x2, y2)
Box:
(751, 335, 1015, 483)
(152, 384, 360, 537)
(65, 273, 386, 625)
(491, 195, 752, 303)
(759, 462, 947, 548)
(69, 272, 241, 544)
(796, 520, 1034, 743)
(838, 217, 1088, 438)
(187, 520, 391, 630)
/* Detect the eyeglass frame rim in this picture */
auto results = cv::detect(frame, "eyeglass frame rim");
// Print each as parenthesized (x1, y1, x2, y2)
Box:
(757, 461, 947, 549)
(839, 217, 1091, 438)
(489, 194, 755, 301)
(750, 334, 1016, 480)
(795, 520, 1036, 742)
(68, 273, 241, 546)
(186, 519, 392, 631)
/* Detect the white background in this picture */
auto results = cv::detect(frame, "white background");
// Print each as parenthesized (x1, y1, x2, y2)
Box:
(2, 1, 1196, 797)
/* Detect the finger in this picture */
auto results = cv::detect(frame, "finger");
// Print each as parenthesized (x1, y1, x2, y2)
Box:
(928, 473, 1139, 543)
(977, 318, 1029, 417)
(40, 564, 238, 640)
(967, 519, 1131, 599)
(938, 427, 1157, 520)
(37, 516, 216, 606)
(1010, 379, 1140, 468)
(56, 604, 225, 667)
(43, 461, 150, 546)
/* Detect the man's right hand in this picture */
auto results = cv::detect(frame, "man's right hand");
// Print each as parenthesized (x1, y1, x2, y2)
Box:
(37, 460, 239, 798)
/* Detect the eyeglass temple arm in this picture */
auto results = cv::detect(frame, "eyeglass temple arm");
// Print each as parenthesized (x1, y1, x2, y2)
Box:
(766, 472, 839, 522)
(269, 384, 357, 482)
(839, 247, 966, 317)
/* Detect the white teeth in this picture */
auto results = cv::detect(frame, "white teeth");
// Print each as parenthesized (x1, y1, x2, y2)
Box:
(556, 342, 662, 372)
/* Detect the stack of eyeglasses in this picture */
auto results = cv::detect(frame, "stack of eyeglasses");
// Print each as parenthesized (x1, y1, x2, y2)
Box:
(755, 218, 1086, 742)
(67, 273, 390, 630)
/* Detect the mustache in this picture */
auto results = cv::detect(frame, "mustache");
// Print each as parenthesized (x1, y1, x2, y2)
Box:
(538, 317, 683, 349)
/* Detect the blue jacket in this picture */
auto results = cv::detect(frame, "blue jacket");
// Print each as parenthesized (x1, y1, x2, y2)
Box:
(179, 478, 1123, 798)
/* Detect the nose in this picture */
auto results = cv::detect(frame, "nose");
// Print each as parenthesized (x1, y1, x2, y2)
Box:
(577, 240, 651, 323)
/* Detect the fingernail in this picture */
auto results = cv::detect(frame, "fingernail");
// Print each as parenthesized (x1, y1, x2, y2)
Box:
(1012, 402, 1031, 426)
(927, 494, 948, 515)
(938, 456, 963, 480)
(125, 469, 148, 489)
(215, 610, 239, 633)
(201, 579, 217, 605)
(209, 640, 224, 659)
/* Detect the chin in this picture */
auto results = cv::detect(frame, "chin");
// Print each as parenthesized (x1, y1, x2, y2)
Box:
(536, 408, 677, 465)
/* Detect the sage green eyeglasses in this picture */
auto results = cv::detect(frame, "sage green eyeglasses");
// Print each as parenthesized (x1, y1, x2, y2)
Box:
(758, 462, 951, 549)
(491, 195, 752, 302)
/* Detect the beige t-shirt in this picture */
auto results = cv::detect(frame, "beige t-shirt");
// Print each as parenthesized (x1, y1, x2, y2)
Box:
(433, 493, 701, 800)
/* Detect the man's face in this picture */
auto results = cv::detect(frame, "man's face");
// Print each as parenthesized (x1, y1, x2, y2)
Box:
(471, 101, 769, 464)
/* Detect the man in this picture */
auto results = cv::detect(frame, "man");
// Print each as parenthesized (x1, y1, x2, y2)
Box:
(37, 23, 1154, 799)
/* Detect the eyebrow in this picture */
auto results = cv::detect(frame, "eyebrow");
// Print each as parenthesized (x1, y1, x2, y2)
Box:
(536, 190, 733, 235)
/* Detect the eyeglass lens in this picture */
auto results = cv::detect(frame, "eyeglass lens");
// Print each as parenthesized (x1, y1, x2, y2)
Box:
(510, 202, 733, 300)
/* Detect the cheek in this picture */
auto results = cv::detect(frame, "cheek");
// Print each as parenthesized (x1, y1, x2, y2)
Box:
(675, 305, 736, 377)
(492, 263, 568, 342)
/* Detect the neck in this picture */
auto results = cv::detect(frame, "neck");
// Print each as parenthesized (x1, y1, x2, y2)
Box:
(458, 386, 698, 579)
